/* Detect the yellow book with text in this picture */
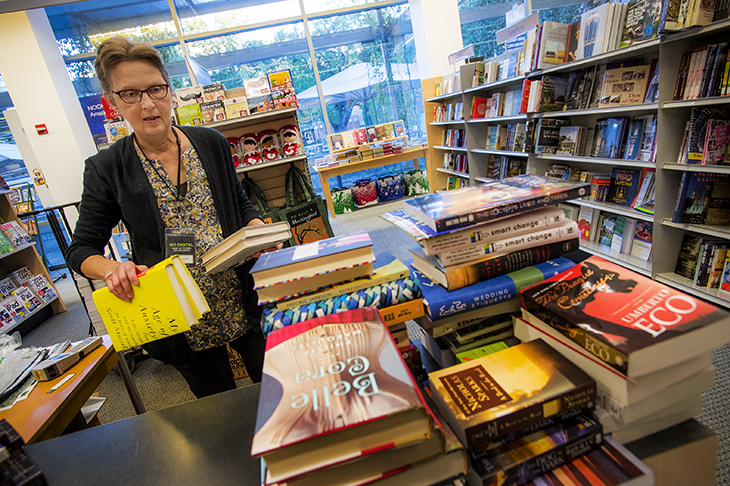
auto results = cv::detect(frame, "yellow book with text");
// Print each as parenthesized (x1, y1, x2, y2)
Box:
(92, 255, 209, 351)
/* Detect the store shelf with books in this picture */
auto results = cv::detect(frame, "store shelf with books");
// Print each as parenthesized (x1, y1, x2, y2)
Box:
(573, 199, 654, 223)
(534, 103, 658, 118)
(535, 154, 656, 168)
(0, 294, 60, 336)
(653, 19, 730, 310)
(471, 148, 529, 158)
(429, 120, 465, 127)
(463, 75, 525, 94)
(467, 114, 528, 124)
(436, 168, 469, 178)
(425, 91, 463, 103)
(433, 145, 467, 152)
(580, 240, 653, 277)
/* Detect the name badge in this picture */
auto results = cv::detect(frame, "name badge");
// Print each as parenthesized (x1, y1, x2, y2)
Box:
(165, 230, 196, 267)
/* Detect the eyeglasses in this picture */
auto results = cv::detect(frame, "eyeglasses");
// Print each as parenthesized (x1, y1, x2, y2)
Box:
(112, 84, 169, 104)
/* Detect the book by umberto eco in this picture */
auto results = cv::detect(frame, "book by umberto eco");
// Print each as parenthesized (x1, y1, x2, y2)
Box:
(92, 255, 209, 351)
(402, 175, 589, 233)
(520, 255, 730, 378)
(250, 307, 432, 484)
(411, 257, 575, 321)
(428, 339, 596, 448)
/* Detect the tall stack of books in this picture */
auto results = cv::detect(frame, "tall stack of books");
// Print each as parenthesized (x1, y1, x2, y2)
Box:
(251, 233, 424, 338)
(251, 307, 470, 486)
(517, 255, 730, 443)
(381, 174, 589, 367)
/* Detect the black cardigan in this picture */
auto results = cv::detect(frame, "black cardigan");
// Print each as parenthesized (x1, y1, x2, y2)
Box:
(67, 125, 261, 276)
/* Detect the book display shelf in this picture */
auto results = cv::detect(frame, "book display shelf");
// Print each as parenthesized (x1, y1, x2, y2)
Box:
(420, 23, 730, 309)
(0, 190, 65, 336)
(206, 106, 309, 209)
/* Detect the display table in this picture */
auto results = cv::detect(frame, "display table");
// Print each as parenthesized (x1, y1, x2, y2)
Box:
(315, 147, 428, 218)
(0, 335, 118, 444)
(24, 383, 262, 485)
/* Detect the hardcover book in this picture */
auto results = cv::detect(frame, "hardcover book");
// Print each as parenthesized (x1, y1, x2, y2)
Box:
(274, 250, 410, 311)
(250, 307, 433, 483)
(250, 232, 375, 305)
(701, 118, 730, 164)
(577, 206, 596, 241)
(577, 3, 613, 59)
(537, 22, 570, 69)
(686, 107, 728, 163)
(410, 239, 579, 292)
(538, 76, 569, 112)
(520, 255, 730, 378)
(92, 255, 208, 351)
(599, 65, 651, 106)
(201, 222, 292, 274)
(675, 232, 704, 279)
(672, 171, 725, 224)
(592, 117, 628, 159)
(620, 0, 663, 48)
(412, 257, 576, 321)
(607, 167, 642, 206)
(402, 175, 589, 233)
(428, 340, 596, 448)
(470, 413, 602, 486)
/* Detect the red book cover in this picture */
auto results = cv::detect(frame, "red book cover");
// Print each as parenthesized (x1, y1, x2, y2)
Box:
(520, 255, 730, 378)
(520, 80, 532, 114)
(251, 307, 432, 483)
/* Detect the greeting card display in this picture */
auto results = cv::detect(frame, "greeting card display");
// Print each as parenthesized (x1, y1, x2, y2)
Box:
(259, 130, 281, 161)
(279, 125, 302, 157)
(241, 133, 262, 166)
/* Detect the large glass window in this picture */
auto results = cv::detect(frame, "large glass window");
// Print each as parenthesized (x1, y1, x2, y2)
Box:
(174, 0, 301, 35)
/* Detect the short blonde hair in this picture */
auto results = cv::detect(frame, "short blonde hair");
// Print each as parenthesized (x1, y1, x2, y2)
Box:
(95, 37, 172, 101)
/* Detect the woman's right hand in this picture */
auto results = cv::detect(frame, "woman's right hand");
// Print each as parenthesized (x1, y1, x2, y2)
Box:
(104, 260, 148, 303)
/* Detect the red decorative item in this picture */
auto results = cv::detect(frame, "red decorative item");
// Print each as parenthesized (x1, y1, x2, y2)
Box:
(240, 133, 262, 166)
(227, 137, 242, 167)
(279, 125, 301, 157)
(258, 129, 280, 161)
(100, 96, 123, 120)
(351, 179, 378, 208)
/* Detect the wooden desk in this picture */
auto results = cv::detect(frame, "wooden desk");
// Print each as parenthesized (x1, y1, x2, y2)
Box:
(316, 147, 428, 218)
(0, 335, 118, 444)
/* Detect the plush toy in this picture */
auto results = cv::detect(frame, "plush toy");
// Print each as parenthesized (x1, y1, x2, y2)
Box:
(227, 137, 242, 167)
(258, 129, 280, 161)
(240, 133, 262, 166)
(279, 125, 301, 157)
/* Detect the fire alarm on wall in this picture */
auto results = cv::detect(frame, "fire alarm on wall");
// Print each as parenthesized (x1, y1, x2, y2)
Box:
(35, 124, 48, 135)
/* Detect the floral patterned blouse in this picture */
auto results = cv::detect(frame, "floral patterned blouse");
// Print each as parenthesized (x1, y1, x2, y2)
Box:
(136, 137, 249, 352)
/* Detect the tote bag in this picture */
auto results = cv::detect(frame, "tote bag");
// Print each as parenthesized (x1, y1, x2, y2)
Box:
(280, 165, 334, 246)
(240, 175, 282, 224)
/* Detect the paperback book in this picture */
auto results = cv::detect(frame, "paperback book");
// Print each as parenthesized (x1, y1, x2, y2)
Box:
(520, 255, 730, 378)
(402, 175, 589, 233)
(428, 339, 596, 447)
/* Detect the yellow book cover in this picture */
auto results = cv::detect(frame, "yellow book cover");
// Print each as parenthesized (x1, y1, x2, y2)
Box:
(92, 255, 209, 351)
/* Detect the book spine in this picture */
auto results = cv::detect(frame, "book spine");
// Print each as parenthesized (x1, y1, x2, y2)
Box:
(520, 298, 631, 375)
(465, 382, 597, 445)
(436, 222, 578, 266)
(423, 207, 566, 255)
(433, 186, 587, 233)
(378, 298, 424, 328)
(473, 422, 603, 485)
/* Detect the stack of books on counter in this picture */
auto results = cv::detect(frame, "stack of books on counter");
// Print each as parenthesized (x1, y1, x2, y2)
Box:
(380, 174, 589, 368)
(427, 338, 654, 486)
(252, 307, 470, 486)
(252, 233, 425, 367)
(517, 254, 730, 444)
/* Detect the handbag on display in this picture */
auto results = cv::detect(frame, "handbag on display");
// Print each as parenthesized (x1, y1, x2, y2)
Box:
(331, 186, 355, 215)
(240, 175, 282, 225)
(402, 168, 430, 196)
(280, 164, 334, 246)
(351, 178, 378, 208)
(376, 174, 404, 202)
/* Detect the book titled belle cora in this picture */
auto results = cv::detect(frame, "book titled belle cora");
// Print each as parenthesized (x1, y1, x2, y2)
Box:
(428, 339, 596, 449)
(403, 175, 589, 233)
(251, 307, 434, 484)
(520, 255, 730, 378)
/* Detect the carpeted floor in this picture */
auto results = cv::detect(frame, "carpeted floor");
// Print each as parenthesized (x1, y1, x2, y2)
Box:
(19, 199, 730, 485)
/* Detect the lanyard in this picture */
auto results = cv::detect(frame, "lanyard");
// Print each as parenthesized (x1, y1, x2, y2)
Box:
(135, 128, 183, 201)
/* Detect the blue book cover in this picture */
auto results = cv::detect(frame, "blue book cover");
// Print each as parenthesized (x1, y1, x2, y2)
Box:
(623, 117, 646, 160)
(594, 118, 628, 159)
(409, 257, 575, 320)
(250, 232, 372, 274)
(672, 172, 720, 224)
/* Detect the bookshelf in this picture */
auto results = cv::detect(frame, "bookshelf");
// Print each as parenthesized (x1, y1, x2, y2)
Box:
(0, 191, 65, 336)
(207, 107, 309, 209)
(420, 26, 730, 309)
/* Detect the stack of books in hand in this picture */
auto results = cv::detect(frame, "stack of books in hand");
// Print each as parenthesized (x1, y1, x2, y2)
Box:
(381, 174, 588, 367)
(251, 233, 423, 336)
(251, 307, 469, 486)
(202, 221, 291, 274)
(517, 255, 730, 443)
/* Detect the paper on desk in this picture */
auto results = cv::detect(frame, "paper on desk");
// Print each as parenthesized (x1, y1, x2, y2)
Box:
(0, 375, 37, 411)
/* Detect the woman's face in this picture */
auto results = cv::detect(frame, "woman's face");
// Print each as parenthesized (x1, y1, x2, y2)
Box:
(108, 60, 171, 143)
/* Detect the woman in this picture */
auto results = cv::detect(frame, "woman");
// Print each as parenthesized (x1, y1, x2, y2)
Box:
(67, 37, 276, 398)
